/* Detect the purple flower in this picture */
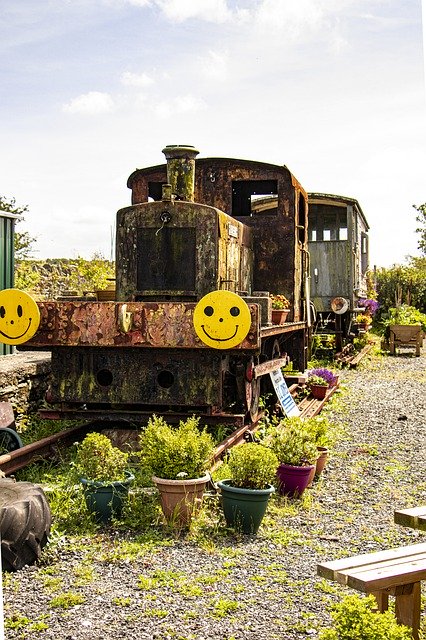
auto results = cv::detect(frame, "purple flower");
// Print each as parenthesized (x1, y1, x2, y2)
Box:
(308, 368, 338, 387)
(358, 298, 379, 315)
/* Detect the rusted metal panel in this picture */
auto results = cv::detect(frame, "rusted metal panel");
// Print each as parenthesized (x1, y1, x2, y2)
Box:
(26, 301, 260, 350)
(48, 348, 225, 406)
(115, 200, 253, 303)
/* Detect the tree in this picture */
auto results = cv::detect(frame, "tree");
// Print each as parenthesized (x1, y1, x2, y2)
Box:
(0, 195, 36, 259)
(413, 202, 426, 256)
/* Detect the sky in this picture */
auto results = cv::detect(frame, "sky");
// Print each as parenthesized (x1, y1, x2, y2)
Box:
(1, 0, 425, 268)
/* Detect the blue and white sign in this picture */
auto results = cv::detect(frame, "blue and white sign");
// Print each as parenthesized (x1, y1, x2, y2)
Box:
(269, 368, 301, 417)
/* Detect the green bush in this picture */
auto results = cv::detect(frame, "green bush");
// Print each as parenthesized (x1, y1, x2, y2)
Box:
(139, 415, 214, 480)
(263, 419, 318, 466)
(375, 262, 426, 318)
(319, 594, 412, 640)
(74, 432, 129, 482)
(383, 304, 426, 333)
(227, 442, 278, 490)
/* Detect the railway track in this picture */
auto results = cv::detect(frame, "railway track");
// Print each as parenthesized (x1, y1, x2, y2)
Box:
(0, 384, 335, 476)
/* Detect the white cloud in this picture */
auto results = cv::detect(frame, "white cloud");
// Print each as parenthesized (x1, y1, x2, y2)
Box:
(154, 93, 206, 118)
(198, 49, 230, 80)
(121, 71, 154, 87)
(156, 0, 232, 23)
(63, 91, 115, 115)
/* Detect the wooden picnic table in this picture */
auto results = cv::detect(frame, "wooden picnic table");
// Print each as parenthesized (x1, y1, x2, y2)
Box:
(394, 506, 426, 532)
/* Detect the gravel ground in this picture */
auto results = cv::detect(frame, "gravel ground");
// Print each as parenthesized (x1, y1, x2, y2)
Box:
(3, 347, 426, 640)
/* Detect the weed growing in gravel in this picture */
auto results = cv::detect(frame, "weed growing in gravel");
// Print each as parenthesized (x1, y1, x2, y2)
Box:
(212, 598, 240, 618)
(42, 575, 64, 593)
(112, 596, 132, 606)
(49, 592, 85, 608)
(4, 614, 31, 630)
(72, 563, 96, 586)
(143, 607, 169, 618)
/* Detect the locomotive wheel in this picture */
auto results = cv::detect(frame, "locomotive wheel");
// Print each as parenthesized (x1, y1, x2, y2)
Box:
(0, 479, 52, 571)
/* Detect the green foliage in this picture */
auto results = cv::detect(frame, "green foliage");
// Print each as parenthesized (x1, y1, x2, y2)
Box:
(384, 304, 426, 332)
(49, 592, 85, 609)
(319, 594, 412, 640)
(414, 202, 426, 255)
(298, 415, 335, 448)
(0, 194, 36, 259)
(74, 432, 129, 482)
(14, 260, 41, 291)
(14, 256, 115, 299)
(226, 442, 278, 489)
(375, 263, 426, 318)
(263, 418, 318, 466)
(139, 415, 215, 480)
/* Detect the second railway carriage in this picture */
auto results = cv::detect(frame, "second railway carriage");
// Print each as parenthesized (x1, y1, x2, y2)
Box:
(308, 193, 370, 349)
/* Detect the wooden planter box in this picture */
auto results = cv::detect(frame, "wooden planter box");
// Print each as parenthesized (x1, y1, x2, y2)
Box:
(389, 324, 422, 356)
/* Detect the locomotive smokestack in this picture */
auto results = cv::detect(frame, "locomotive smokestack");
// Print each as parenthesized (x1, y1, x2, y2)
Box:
(162, 145, 199, 202)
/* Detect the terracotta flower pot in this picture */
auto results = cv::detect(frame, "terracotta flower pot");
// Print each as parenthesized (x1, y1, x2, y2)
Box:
(310, 384, 327, 400)
(271, 309, 289, 325)
(315, 447, 329, 476)
(152, 474, 210, 528)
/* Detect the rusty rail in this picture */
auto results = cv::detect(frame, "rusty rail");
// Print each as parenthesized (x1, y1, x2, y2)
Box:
(0, 423, 95, 475)
(0, 388, 336, 476)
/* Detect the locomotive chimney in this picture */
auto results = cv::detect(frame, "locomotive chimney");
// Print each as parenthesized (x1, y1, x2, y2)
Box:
(162, 145, 199, 202)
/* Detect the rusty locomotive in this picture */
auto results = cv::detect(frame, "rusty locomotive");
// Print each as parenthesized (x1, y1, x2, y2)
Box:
(27, 145, 311, 426)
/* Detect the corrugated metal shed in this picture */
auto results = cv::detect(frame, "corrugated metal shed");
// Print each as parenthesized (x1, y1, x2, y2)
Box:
(0, 210, 18, 355)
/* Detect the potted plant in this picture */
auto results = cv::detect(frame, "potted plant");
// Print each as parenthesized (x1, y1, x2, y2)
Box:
(300, 415, 334, 477)
(307, 367, 339, 388)
(270, 294, 290, 324)
(355, 313, 371, 330)
(217, 442, 278, 534)
(306, 374, 329, 400)
(264, 419, 318, 497)
(74, 432, 134, 523)
(139, 415, 215, 527)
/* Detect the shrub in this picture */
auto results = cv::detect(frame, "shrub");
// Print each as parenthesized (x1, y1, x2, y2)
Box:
(264, 419, 318, 466)
(319, 594, 412, 640)
(227, 442, 278, 490)
(139, 415, 214, 480)
(74, 432, 129, 482)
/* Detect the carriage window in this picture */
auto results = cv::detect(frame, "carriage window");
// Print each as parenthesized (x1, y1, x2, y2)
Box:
(310, 229, 317, 242)
(232, 180, 278, 216)
(339, 227, 348, 240)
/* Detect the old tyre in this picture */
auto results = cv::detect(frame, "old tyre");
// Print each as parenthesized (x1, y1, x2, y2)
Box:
(0, 479, 52, 571)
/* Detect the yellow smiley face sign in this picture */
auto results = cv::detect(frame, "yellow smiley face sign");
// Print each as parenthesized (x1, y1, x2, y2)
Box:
(0, 289, 41, 345)
(193, 290, 251, 349)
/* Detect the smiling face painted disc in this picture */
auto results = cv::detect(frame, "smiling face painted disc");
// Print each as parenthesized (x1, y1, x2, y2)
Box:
(0, 289, 41, 345)
(193, 290, 251, 349)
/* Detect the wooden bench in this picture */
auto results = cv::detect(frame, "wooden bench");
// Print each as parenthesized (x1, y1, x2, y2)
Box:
(317, 542, 426, 639)
(395, 506, 426, 532)
(389, 324, 422, 356)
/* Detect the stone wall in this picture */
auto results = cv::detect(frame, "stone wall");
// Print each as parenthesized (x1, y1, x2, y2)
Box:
(0, 351, 51, 425)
